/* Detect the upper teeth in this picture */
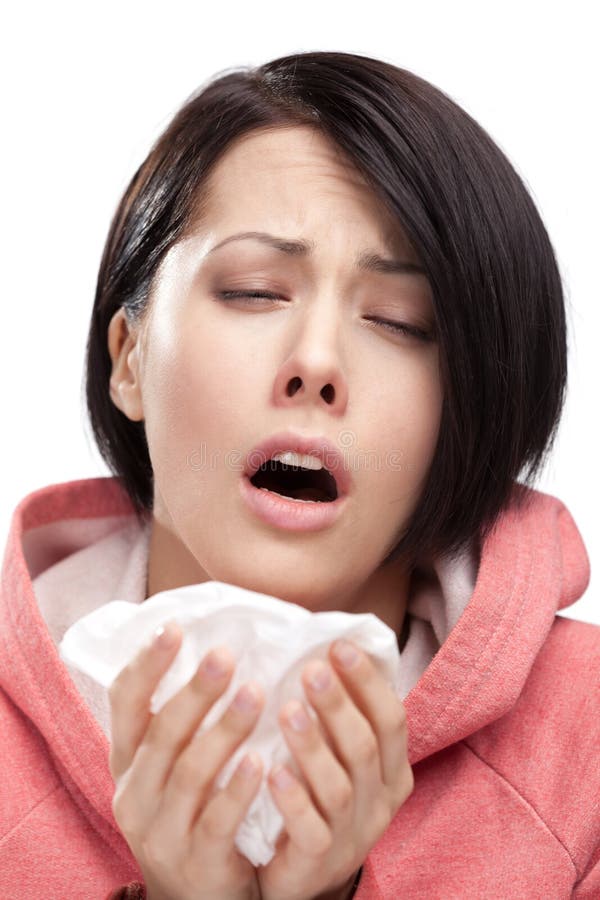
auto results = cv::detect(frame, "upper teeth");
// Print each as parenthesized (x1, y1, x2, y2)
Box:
(271, 451, 324, 470)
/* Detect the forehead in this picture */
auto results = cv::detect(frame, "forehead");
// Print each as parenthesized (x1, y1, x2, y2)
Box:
(193, 125, 416, 259)
(207, 124, 364, 183)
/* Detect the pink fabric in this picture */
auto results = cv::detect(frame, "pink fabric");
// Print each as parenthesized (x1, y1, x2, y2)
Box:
(0, 475, 598, 897)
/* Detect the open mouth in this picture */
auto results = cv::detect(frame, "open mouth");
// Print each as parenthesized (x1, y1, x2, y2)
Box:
(249, 459, 338, 503)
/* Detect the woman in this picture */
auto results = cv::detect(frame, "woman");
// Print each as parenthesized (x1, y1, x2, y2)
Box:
(0, 51, 597, 899)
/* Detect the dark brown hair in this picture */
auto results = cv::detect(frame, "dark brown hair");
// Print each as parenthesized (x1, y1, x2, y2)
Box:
(84, 50, 567, 567)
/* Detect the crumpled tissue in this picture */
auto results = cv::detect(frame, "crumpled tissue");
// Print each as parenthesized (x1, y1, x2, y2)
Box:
(59, 580, 403, 866)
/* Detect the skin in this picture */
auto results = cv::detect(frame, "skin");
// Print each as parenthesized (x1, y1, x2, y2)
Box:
(107, 124, 441, 898)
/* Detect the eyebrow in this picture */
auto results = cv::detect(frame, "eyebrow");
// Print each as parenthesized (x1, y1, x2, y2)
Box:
(206, 230, 427, 277)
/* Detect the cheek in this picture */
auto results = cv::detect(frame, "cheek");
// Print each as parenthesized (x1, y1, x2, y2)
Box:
(140, 328, 267, 498)
(400, 364, 443, 506)
(366, 355, 442, 494)
(140, 335, 223, 482)
(405, 365, 443, 461)
(144, 328, 248, 429)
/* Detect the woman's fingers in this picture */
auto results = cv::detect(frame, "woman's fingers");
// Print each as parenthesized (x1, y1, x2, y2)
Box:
(118, 644, 238, 822)
(108, 621, 184, 782)
(160, 680, 265, 832)
(107, 627, 267, 897)
(190, 751, 263, 853)
(299, 658, 383, 796)
(122, 679, 265, 865)
(328, 640, 410, 794)
(258, 642, 413, 900)
(277, 700, 354, 828)
(267, 643, 411, 849)
(109, 625, 266, 838)
(267, 763, 332, 858)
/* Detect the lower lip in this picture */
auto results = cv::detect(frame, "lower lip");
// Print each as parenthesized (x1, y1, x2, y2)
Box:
(239, 475, 348, 532)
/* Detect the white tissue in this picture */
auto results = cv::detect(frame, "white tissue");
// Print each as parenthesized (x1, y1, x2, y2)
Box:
(59, 581, 402, 866)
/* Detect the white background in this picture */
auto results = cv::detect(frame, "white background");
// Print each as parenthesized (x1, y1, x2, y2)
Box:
(1, 0, 597, 624)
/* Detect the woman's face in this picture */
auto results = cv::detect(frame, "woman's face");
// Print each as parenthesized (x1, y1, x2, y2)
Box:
(109, 125, 442, 613)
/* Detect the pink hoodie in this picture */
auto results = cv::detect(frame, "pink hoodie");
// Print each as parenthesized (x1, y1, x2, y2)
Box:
(0, 475, 598, 898)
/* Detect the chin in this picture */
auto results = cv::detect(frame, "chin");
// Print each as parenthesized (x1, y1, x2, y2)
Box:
(211, 565, 336, 611)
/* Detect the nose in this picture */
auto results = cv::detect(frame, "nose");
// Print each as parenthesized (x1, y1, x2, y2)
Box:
(271, 295, 349, 416)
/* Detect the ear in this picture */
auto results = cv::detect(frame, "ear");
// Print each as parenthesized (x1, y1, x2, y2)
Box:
(107, 307, 145, 422)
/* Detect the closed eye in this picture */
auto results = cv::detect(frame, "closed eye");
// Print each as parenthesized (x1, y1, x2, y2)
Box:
(218, 290, 282, 303)
(363, 317, 434, 341)
(216, 291, 435, 342)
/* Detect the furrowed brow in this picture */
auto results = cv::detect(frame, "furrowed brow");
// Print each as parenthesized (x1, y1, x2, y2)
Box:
(207, 231, 427, 276)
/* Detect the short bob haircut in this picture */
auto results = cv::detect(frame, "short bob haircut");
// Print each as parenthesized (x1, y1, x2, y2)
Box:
(85, 50, 567, 569)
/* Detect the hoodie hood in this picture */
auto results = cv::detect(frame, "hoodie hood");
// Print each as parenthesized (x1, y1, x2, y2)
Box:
(0, 475, 591, 849)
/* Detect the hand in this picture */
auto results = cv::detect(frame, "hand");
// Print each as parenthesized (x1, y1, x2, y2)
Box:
(257, 638, 414, 900)
(108, 622, 264, 900)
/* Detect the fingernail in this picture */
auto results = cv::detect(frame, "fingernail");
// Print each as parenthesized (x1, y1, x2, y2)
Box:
(153, 623, 178, 649)
(272, 765, 295, 791)
(333, 639, 359, 669)
(201, 649, 232, 678)
(286, 701, 310, 732)
(233, 684, 260, 712)
(308, 661, 331, 692)
(238, 752, 260, 779)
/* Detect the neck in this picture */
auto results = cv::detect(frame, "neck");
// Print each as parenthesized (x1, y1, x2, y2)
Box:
(145, 510, 411, 649)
